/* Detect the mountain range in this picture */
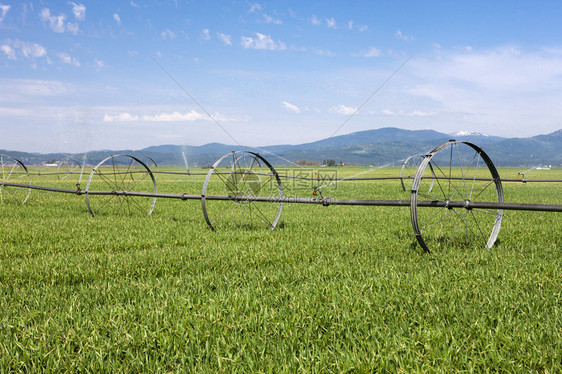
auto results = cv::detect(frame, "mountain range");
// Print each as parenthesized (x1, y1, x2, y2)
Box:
(2, 127, 561, 167)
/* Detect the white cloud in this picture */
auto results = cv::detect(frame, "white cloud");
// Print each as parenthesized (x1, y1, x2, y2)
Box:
(413, 46, 562, 93)
(130, 1, 140, 8)
(0, 78, 71, 100)
(103, 110, 208, 122)
(281, 101, 300, 114)
(329, 105, 357, 115)
(201, 29, 211, 40)
(241, 33, 286, 50)
(217, 32, 232, 46)
(68, 2, 85, 21)
(66, 22, 79, 34)
(103, 112, 137, 122)
(348, 20, 368, 32)
(407, 110, 436, 117)
(0, 4, 10, 24)
(249, 3, 262, 13)
(263, 14, 281, 24)
(40, 8, 67, 33)
(395, 29, 414, 42)
(40, 7, 80, 34)
(8, 40, 47, 59)
(314, 49, 336, 57)
(382, 109, 394, 115)
(405, 46, 562, 136)
(113, 13, 121, 25)
(355, 47, 381, 58)
(1, 44, 15, 60)
(161, 29, 176, 40)
(94, 58, 105, 71)
(57, 52, 80, 67)
(0, 107, 27, 116)
(310, 15, 321, 26)
(326, 17, 336, 29)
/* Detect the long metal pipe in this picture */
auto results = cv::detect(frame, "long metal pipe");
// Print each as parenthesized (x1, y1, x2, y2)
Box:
(18, 170, 562, 183)
(3, 181, 561, 212)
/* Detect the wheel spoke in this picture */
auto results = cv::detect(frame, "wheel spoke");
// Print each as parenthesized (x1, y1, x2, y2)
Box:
(249, 199, 274, 228)
(420, 207, 450, 232)
(211, 202, 240, 226)
(430, 160, 465, 201)
(470, 179, 496, 201)
(94, 194, 118, 215)
(468, 209, 488, 244)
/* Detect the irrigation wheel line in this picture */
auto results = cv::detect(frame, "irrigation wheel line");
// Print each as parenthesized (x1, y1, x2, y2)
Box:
(57, 159, 83, 180)
(0, 154, 31, 205)
(410, 141, 504, 253)
(201, 151, 284, 231)
(85, 155, 157, 217)
(0, 145, 559, 253)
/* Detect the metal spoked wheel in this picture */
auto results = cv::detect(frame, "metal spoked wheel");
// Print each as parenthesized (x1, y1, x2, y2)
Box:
(0, 154, 31, 205)
(142, 157, 158, 180)
(85, 155, 157, 217)
(201, 151, 283, 231)
(400, 154, 434, 192)
(410, 141, 504, 253)
(57, 159, 83, 180)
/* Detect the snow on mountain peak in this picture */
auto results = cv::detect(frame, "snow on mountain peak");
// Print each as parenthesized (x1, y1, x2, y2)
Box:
(452, 131, 490, 137)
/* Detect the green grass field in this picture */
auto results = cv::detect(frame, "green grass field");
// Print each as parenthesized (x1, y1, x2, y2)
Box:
(1, 165, 561, 372)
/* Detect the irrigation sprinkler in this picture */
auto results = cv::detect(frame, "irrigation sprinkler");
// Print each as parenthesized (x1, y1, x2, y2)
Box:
(0, 154, 31, 205)
(1, 141, 560, 253)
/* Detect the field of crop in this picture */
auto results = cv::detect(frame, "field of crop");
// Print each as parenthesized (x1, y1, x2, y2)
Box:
(1, 164, 561, 372)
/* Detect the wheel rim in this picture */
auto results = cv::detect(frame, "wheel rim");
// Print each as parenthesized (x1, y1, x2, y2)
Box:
(57, 159, 82, 180)
(143, 157, 158, 180)
(201, 151, 283, 231)
(0, 154, 31, 205)
(410, 141, 503, 253)
(400, 154, 434, 192)
(85, 155, 157, 217)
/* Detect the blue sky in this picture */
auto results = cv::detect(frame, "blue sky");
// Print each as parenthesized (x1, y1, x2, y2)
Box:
(1, 0, 562, 153)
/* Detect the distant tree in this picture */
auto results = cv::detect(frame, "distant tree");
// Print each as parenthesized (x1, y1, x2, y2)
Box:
(326, 159, 336, 167)
(296, 160, 320, 166)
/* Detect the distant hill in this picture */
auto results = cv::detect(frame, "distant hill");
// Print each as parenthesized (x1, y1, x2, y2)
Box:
(484, 129, 562, 166)
(292, 128, 450, 150)
(2, 127, 561, 167)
